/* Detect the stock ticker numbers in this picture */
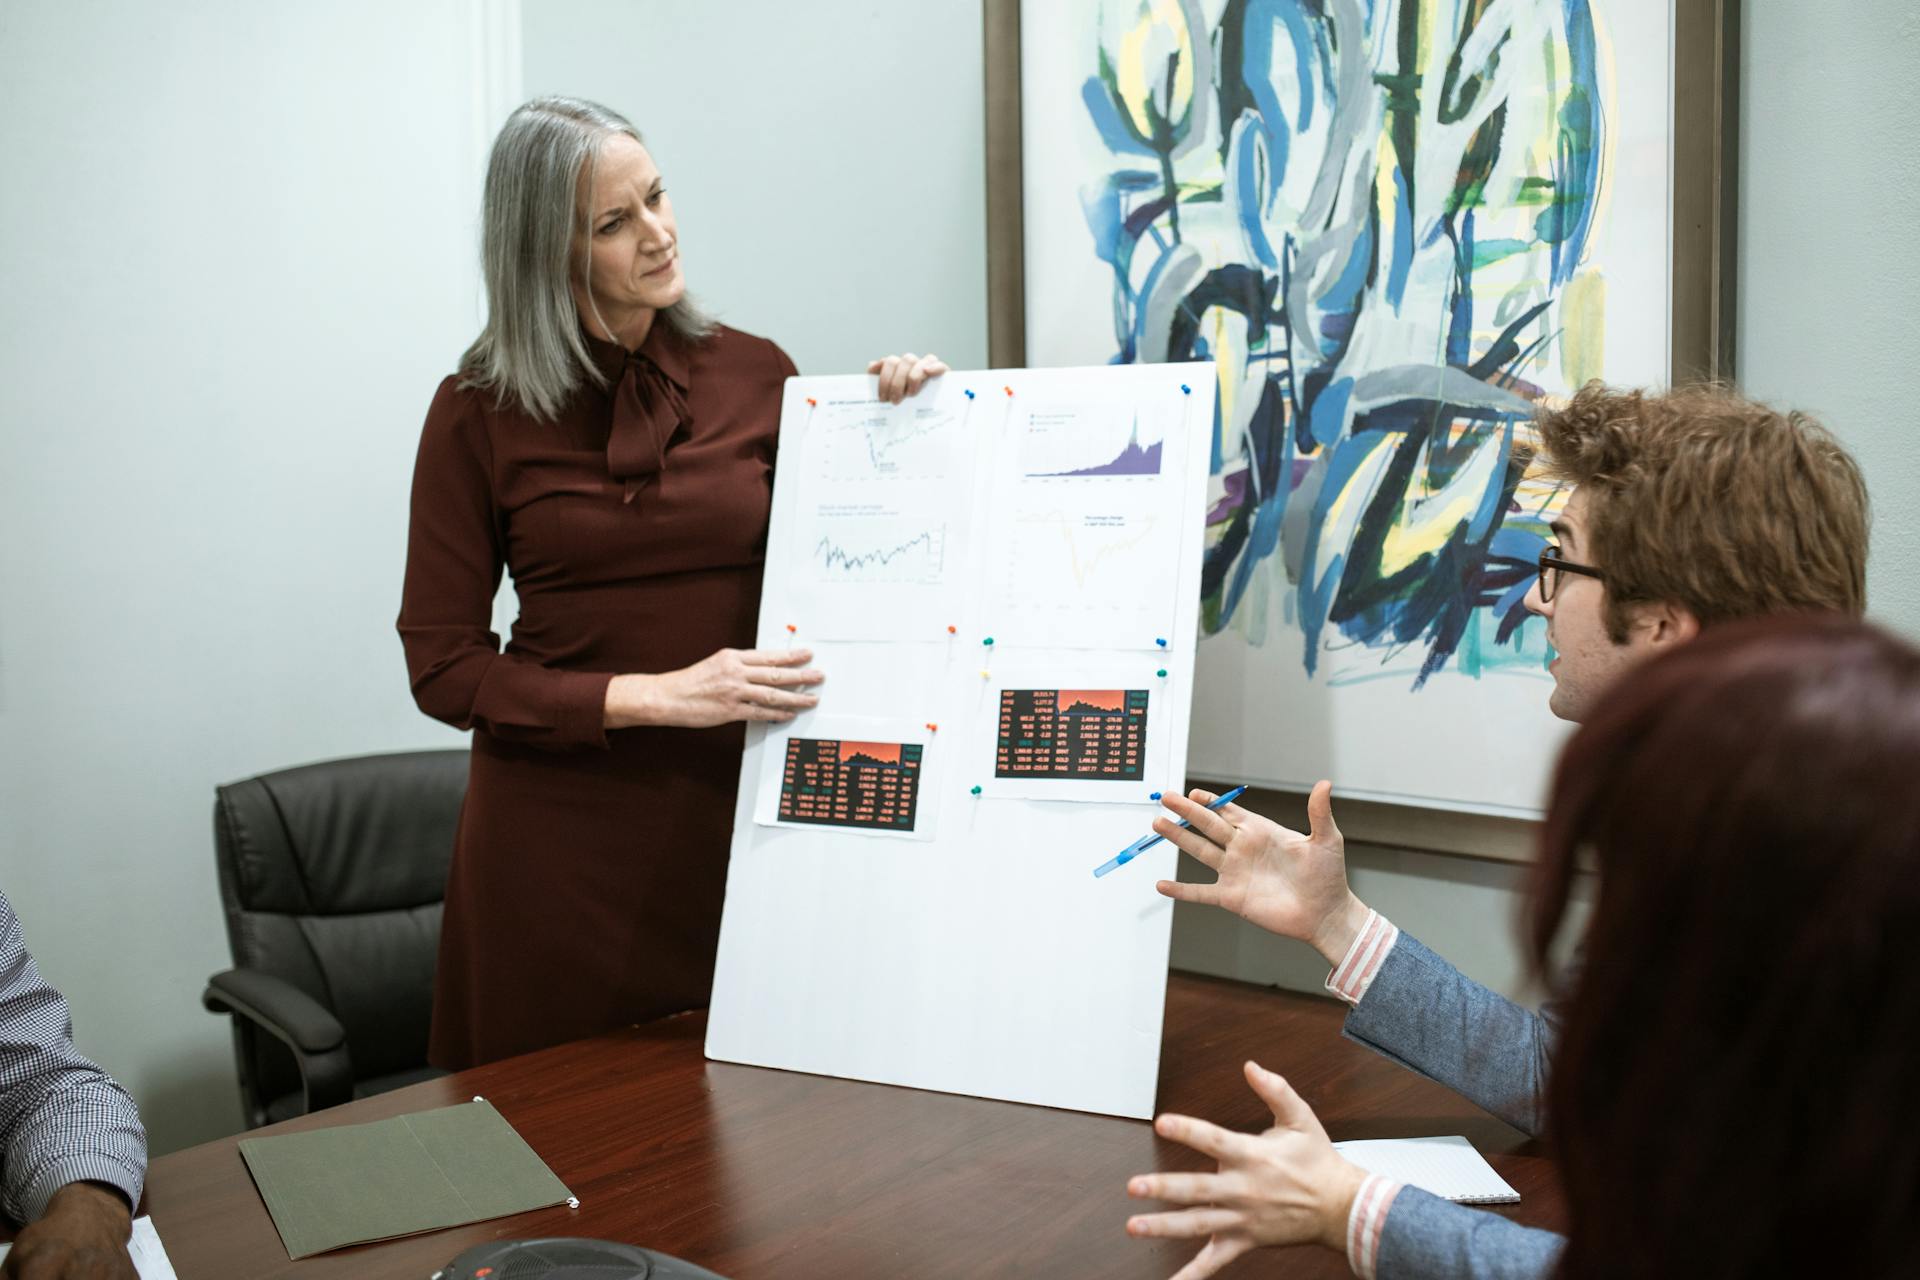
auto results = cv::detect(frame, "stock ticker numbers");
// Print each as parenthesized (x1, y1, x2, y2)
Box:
(777, 738, 924, 832)
(994, 689, 1149, 781)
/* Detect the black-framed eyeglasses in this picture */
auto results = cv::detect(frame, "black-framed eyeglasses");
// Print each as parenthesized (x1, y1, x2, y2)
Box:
(1537, 546, 1603, 603)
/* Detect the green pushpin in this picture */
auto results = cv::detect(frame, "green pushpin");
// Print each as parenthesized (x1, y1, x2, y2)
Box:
(970, 785, 983, 796)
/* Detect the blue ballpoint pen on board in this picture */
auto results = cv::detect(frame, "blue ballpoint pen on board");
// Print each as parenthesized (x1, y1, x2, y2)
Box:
(1093, 785, 1249, 878)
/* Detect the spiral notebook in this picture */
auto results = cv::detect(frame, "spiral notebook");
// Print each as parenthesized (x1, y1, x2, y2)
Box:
(1330, 1135, 1521, 1204)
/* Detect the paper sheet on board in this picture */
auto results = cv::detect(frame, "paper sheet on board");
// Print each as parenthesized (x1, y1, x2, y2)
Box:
(783, 395, 979, 641)
(981, 394, 1195, 651)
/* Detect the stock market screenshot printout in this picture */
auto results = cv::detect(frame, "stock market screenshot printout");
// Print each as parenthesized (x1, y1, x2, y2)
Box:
(995, 689, 1149, 781)
(776, 738, 924, 832)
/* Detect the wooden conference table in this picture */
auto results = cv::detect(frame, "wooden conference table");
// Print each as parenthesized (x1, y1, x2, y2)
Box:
(141, 974, 1564, 1278)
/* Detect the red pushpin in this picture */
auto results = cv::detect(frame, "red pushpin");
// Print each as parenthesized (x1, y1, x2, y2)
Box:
(805, 397, 817, 407)
(1003, 385, 1014, 397)
(925, 722, 939, 733)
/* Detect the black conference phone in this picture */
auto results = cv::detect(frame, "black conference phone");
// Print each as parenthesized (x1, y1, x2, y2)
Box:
(434, 1237, 731, 1280)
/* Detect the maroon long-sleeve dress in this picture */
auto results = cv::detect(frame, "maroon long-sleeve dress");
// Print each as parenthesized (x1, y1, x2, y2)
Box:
(399, 321, 795, 1069)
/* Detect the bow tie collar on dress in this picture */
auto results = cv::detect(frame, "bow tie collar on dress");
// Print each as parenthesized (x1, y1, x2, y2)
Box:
(588, 326, 693, 504)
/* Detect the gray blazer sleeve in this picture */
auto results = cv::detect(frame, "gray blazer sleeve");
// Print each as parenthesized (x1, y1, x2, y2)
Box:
(1377, 1187, 1564, 1279)
(1340, 931, 1561, 1136)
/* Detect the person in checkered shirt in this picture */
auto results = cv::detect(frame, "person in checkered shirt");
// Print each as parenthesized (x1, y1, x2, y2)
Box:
(0, 891, 146, 1280)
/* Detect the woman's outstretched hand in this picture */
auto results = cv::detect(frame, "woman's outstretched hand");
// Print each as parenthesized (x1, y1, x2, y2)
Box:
(1125, 1061, 1367, 1279)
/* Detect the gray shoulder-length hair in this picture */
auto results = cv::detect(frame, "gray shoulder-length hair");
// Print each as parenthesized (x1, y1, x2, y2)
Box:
(459, 95, 714, 420)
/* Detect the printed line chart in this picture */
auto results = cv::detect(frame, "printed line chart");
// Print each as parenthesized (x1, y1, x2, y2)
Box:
(986, 497, 1180, 647)
(809, 401, 968, 483)
(787, 457, 967, 638)
(1010, 509, 1161, 589)
(811, 521, 948, 585)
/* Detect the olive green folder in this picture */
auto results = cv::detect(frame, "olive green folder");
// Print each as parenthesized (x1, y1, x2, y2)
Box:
(237, 1099, 574, 1259)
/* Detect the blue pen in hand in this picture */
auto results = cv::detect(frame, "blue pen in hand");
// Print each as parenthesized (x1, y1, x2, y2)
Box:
(1093, 785, 1249, 878)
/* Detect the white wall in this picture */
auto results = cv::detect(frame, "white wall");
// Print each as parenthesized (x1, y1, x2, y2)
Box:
(1739, 0, 1920, 639)
(519, 0, 988, 375)
(0, 0, 517, 1152)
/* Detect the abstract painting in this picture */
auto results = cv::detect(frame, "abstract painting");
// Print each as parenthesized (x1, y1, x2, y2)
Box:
(1010, 0, 1728, 815)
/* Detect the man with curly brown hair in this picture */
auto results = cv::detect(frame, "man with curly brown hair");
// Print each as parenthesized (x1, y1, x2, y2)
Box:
(1527, 383, 1866, 721)
(1127, 383, 1872, 1278)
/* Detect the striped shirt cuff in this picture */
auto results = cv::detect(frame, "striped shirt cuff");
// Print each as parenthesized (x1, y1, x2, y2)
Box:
(1345, 1173, 1403, 1279)
(1324, 909, 1400, 1005)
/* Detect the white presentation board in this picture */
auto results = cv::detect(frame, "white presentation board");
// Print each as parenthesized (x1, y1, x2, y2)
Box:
(706, 363, 1215, 1119)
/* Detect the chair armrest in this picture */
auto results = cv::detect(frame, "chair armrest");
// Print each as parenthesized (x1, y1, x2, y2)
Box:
(204, 969, 344, 1052)
(203, 968, 354, 1114)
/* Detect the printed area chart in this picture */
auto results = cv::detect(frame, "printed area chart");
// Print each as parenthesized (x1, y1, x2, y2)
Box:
(1020, 407, 1163, 478)
(752, 714, 941, 841)
(995, 689, 1149, 780)
(775, 738, 924, 833)
(974, 658, 1175, 802)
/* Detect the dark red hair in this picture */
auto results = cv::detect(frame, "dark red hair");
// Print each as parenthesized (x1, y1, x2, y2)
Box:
(1526, 615, 1920, 1278)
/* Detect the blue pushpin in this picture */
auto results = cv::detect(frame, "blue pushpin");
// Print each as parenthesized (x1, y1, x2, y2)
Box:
(1180, 384, 1191, 394)
(964, 388, 976, 400)
(1155, 637, 1168, 648)
(1150, 791, 1162, 801)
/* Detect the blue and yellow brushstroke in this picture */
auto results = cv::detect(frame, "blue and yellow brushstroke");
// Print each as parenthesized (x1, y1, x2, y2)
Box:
(1079, 0, 1611, 687)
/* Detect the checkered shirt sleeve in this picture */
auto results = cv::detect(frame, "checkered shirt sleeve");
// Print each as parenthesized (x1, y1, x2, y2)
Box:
(0, 890, 147, 1224)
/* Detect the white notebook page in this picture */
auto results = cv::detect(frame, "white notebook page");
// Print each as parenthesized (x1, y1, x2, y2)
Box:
(1331, 1135, 1521, 1204)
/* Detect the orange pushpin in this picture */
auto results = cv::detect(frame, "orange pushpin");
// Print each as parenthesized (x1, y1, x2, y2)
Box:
(946, 624, 957, 635)
(925, 722, 939, 733)
(1003, 385, 1013, 397)
(785, 623, 797, 634)
(805, 397, 817, 407)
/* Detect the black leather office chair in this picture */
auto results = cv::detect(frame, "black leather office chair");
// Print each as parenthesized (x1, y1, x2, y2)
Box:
(203, 749, 468, 1127)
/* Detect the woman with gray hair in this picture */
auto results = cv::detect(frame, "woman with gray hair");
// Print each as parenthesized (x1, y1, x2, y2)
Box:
(398, 96, 945, 1069)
